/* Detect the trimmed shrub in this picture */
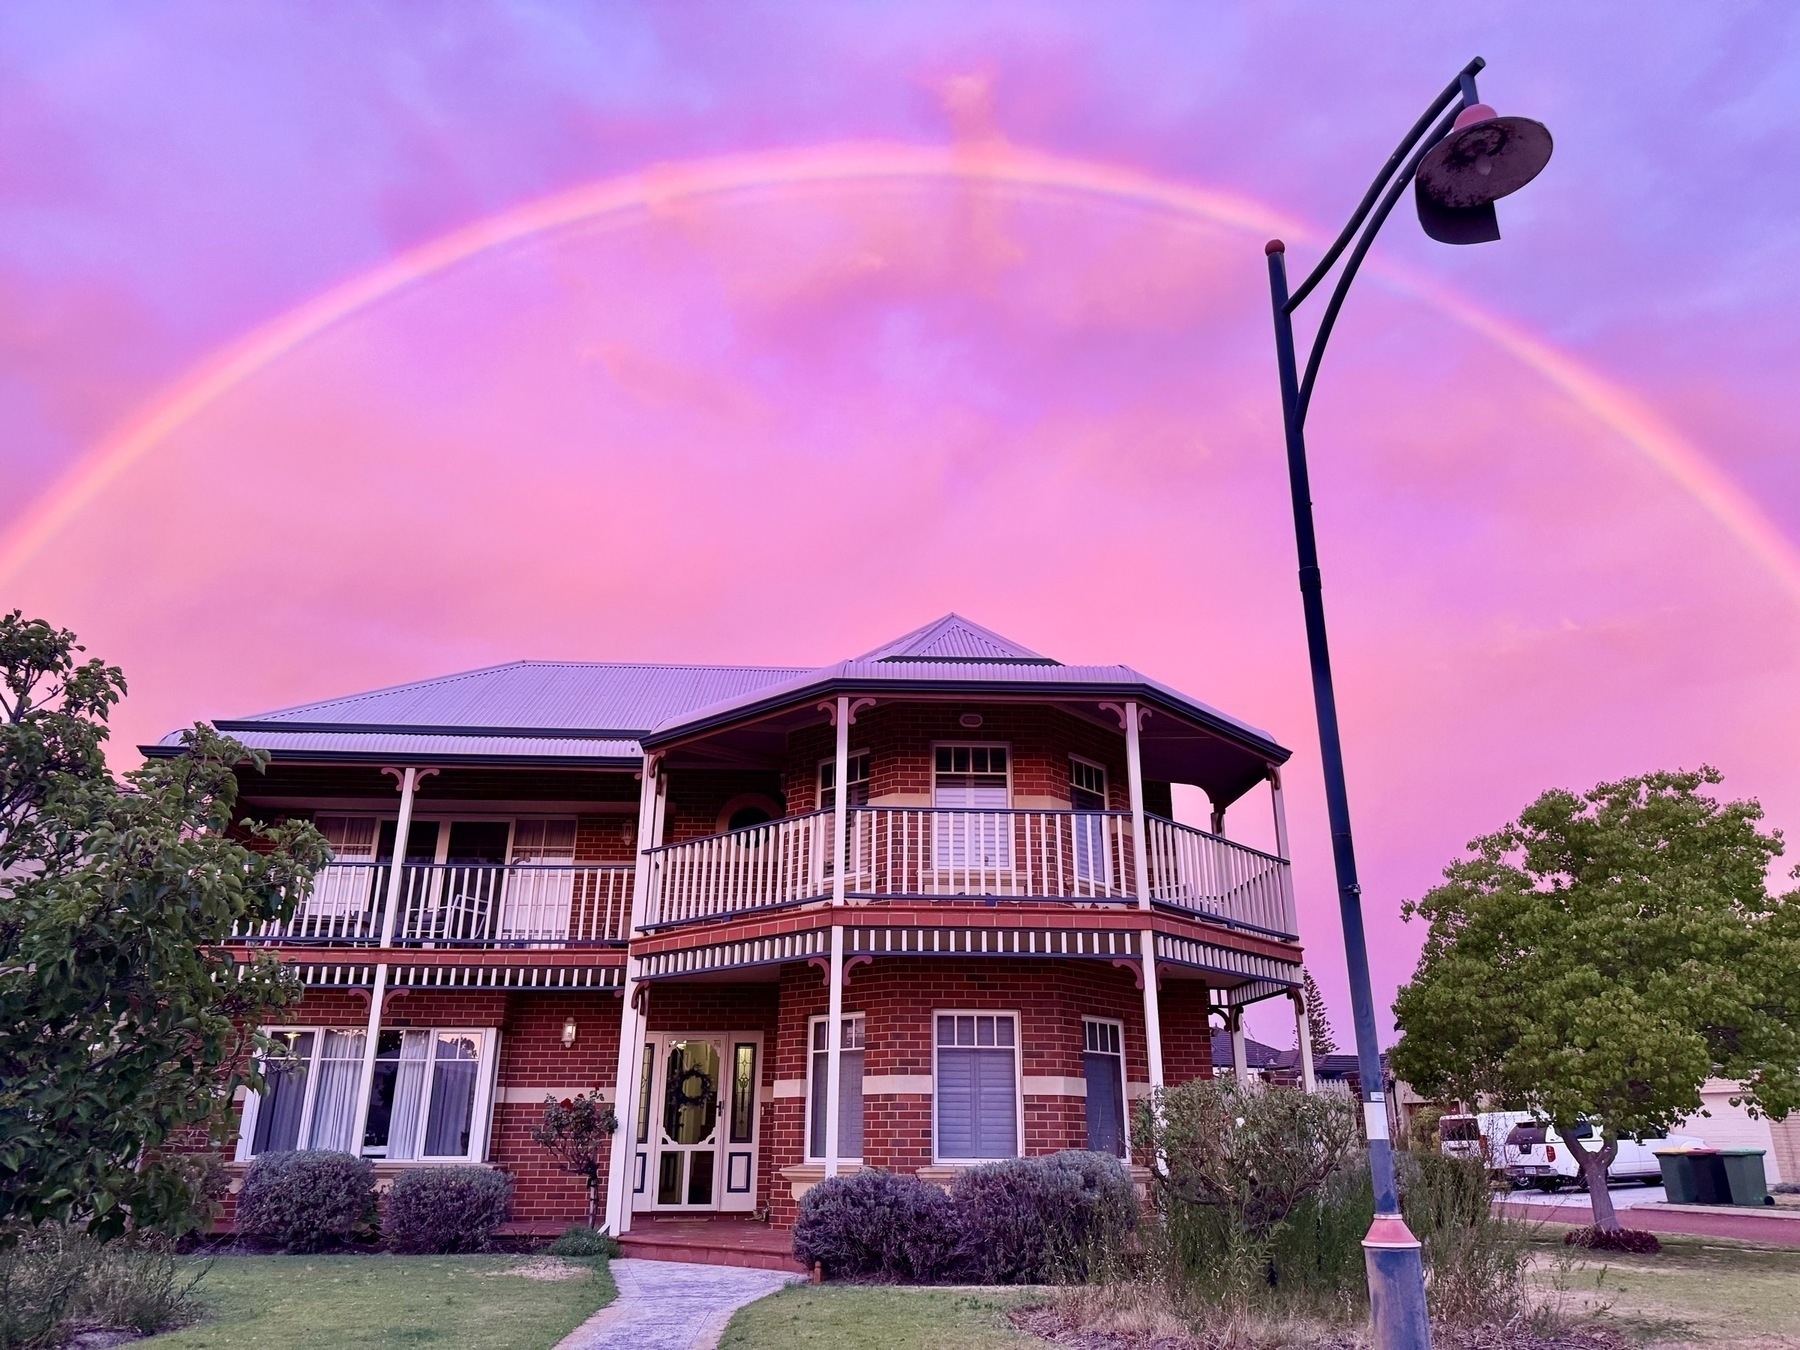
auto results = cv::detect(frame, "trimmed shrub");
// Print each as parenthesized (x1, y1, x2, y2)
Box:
(792, 1169, 960, 1281)
(384, 1166, 513, 1254)
(1564, 1226, 1660, 1254)
(545, 1225, 620, 1259)
(235, 1151, 376, 1253)
(950, 1152, 1137, 1284)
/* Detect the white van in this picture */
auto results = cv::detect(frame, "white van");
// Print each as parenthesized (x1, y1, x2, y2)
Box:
(1502, 1119, 1702, 1190)
(1438, 1110, 1532, 1173)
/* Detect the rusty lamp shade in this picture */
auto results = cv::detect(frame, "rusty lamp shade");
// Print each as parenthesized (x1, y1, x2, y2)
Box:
(1414, 102, 1553, 245)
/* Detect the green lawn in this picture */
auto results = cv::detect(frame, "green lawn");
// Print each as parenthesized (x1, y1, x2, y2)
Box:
(718, 1286, 1038, 1350)
(144, 1254, 616, 1349)
(1542, 1235, 1800, 1347)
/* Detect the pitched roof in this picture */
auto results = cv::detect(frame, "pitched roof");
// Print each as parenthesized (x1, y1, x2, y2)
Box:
(144, 615, 1288, 784)
(856, 614, 1053, 664)
(1210, 1030, 1290, 1070)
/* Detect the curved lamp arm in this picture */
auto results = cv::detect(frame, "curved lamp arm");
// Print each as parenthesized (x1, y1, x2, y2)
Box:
(1284, 57, 1484, 430)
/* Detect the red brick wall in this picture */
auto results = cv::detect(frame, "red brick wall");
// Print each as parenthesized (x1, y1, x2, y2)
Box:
(574, 815, 637, 863)
(1159, 980, 1220, 1086)
(493, 992, 624, 1222)
(781, 703, 1133, 815)
(761, 956, 1198, 1226)
(660, 771, 786, 843)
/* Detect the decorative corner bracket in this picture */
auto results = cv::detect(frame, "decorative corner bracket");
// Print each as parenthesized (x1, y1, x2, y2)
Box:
(847, 697, 877, 725)
(1097, 701, 1151, 732)
(379, 766, 440, 792)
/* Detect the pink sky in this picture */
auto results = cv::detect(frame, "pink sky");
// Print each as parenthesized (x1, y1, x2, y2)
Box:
(3, 4, 1798, 1043)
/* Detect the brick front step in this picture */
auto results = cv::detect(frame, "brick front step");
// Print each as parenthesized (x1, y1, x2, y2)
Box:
(618, 1217, 806, 1273)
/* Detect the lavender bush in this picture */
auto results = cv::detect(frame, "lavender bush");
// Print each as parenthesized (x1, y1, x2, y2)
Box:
(235, 1151, 375, 1253)
(792, 1169, 960, 1281)
(384, 1166, 513, 1253)
(952, 1151, 1136, 1283)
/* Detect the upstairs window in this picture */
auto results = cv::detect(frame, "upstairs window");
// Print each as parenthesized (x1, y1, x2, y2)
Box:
(818, 752, 871, 811)
(1069, 758, 1107, 811)
(934, 746, 1011, 871)
(510, 818, 577, 863)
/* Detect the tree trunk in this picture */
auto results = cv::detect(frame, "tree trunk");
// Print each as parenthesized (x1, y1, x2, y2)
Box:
(1568, 1134, 1621, 1231)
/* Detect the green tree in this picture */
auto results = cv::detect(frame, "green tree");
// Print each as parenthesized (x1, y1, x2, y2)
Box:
(1301, 966, 1338, 1056)
(1391, 768, 1800, 1230)
(0, 613, 328, 1238)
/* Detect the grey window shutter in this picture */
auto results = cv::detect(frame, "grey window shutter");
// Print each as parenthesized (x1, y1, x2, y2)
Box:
(973, 1050, 1018, 1158)
(840, 1050, 865, 1159)
(937, 1050, 976, 1158)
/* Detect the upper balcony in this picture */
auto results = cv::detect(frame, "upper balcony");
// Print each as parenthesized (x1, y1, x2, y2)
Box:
(643, 806, 1295, 939)
(238, 861, 634, 948)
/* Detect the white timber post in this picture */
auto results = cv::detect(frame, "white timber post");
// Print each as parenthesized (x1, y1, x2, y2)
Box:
(1230, 1006, 1250, 1081)
(1122, 700, 1164, 1091)
(605, 757, 663, 1235)
(823, 695, 851, 1179)
(1293, 990, 1317, 1093)
(350, 766, 419, 1153)
(1269, 768, 1297, 936)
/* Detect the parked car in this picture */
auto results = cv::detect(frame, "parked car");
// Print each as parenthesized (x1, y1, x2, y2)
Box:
(1439, 1110, 1533, 1173)
(1502, 1120, 1703, 1190)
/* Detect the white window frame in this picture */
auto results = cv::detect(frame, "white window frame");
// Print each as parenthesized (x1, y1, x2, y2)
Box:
(1068, 755, 1108, 808)
(1081, 1015, 1129, 1156)
(817, 750, 871, 812)
(804, 1013, 867, 1163)
(236, 1024, 498, 1164)
(931, 1009, 1023, 1163)
(930, 742, 1014, 803)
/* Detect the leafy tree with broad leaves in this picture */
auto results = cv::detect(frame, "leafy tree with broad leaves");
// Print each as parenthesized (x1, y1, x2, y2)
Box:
(1301, 966, 1338, 1056)
(1391, 769, 1800, 1231)
(0, 612, 328, 1239)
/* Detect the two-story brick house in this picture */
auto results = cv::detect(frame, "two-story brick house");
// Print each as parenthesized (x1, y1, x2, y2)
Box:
(152, 615, 1317, 1255)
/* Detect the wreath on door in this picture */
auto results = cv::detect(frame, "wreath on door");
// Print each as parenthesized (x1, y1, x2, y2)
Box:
(674, 1065, 716, 1110)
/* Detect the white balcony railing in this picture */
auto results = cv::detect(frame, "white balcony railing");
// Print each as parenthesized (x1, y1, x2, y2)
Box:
(645, 810, 832, 928)
(1141, 815, 1295, 937)
(240, 862, 634, 947)
(842, 807, 1136, 902)
(642, 806, 1297, 938)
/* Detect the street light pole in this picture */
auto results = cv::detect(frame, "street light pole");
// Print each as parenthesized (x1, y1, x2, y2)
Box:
(1262, 57, 1552, 1350)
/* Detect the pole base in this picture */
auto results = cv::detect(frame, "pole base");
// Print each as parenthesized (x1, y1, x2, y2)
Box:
(1364, 1213, 1431, 1350)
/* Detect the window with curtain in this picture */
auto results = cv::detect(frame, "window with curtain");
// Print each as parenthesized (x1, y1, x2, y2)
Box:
(1082, 1018, 1127, 1157)
(250, 1031, 315, 1155)
(363, 1029, 431, 1158)
(500, 818, 578, 941)
(243, 1026, 490, 1162)
(933, 746, 1011, 871)
(424, 1033, 482, 1157)
(305, 1029, 367, 1152)
(934, 1012, 1019, 1160)
(807, 1015, 865, 1161)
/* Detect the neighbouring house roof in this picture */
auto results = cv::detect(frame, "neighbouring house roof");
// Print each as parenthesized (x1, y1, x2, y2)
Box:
(1211, 1031, 1290, 1071)
(142, 615, 1289, 796)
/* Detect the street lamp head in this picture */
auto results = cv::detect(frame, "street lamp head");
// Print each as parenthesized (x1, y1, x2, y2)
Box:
(1417, 103, 1554, 209)
(1414, 101, 1552, 245)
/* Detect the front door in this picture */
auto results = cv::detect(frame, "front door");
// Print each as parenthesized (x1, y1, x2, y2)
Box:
(633, 1033, 761, 1213)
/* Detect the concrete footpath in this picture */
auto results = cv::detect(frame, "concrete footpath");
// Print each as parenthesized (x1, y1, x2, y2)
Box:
(557, 1257, 800, 1350)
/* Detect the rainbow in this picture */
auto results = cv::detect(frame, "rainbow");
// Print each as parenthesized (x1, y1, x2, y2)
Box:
(4, 139, 1796, 603)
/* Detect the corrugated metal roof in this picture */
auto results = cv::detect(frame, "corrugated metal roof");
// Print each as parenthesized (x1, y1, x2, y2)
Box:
(646, 657, 1280, 752)
(156, 728, 642, 763)
(228, 660, 811, 735)
(147, 616, 1284, 766)
(857, 613, 1052, 663)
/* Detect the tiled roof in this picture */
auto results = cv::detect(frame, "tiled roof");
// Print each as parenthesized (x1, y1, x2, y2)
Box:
(1211, 1030, 1290, 1070)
